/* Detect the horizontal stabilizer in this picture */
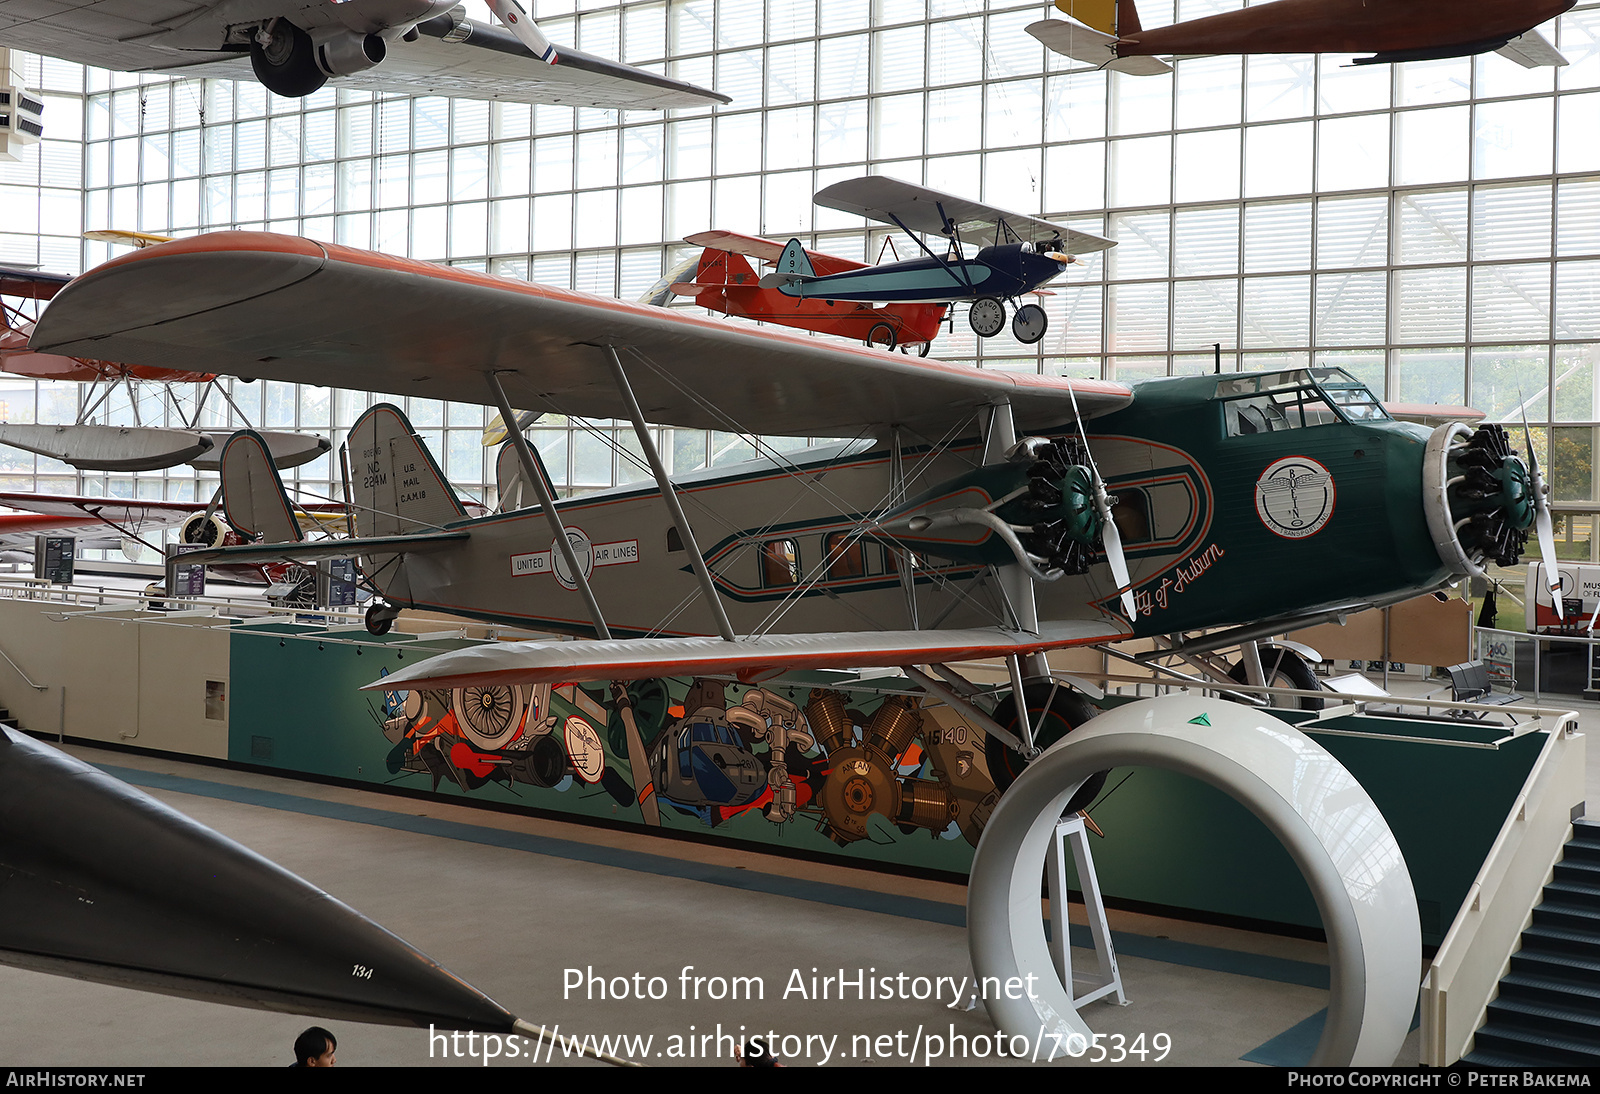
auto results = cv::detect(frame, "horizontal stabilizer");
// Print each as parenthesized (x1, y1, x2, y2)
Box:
(180, 529, 469, 568)
(1028, 17, 1119, 65)
(1497, 29, 1567, 69)
(219, 429, 302, 544)
(364, 620, 1128, 691)
(0, 727, 516, 1030)
(1107, 54, 1172, 75)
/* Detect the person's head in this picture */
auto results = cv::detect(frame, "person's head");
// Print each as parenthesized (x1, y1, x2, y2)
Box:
(294, 1026, 337, 1067)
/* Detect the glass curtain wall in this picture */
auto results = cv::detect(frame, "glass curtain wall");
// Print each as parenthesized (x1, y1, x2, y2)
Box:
(1, 1, 1599, 554)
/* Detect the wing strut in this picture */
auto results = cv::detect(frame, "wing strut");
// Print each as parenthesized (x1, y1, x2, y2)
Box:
(604, 346, 736, 643)
(486, 370, 612, 641)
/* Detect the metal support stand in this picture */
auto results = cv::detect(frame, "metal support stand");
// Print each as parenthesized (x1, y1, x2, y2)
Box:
(603, 347, 736, 642)
(1046, 813, 1126, 1008)
(486, 369, 612, 640)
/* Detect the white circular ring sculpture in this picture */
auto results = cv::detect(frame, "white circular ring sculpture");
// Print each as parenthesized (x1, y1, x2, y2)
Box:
(968, 694, 1420, 1066)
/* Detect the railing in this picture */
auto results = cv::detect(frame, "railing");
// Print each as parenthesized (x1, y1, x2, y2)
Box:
(1473, 624, 1600, 703)
(1419, 712, 1584, 1065)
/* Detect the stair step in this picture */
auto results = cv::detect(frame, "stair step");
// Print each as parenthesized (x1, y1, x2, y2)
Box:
(1486, 996, 1600, 1044)
(1471, 1024, 1600, 1065)
(1545, 879, 1600, 909)
(1511, 948, 1600, 984)
(1535, 902, 1600, 932)
(1554, 860, 1600, 887)
(1501, 971, 1600, 1016)
(1522, 924, 1600, 959)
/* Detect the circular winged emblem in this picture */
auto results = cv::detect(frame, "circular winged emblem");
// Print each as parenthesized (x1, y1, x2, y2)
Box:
(1255, 456, 1335, 539)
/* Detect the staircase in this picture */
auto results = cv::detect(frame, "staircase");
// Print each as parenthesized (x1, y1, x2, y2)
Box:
(0, 707, 20, 731)
(1466, 821, 1600, 1064)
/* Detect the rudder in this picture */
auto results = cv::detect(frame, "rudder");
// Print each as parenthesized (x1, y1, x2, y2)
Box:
(348, 403, 468, 539)
(219, 429, 303, 544)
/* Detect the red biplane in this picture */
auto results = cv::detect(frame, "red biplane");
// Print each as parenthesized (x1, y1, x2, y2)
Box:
(670, 231, 948, 355)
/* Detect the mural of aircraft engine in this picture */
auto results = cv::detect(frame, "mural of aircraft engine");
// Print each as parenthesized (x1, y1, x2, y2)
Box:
(1029, 0, 1572, 76)
(666, 231, 948, 355)
(757, 177, 1111, 345)
(30, 231, 1553, 793)
(0, 0, 728, 110)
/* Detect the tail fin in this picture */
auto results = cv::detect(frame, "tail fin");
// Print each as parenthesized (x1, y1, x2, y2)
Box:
(495, 440, 556, 513)
(219, 429, 303, 544)
(1053, 0, 1117, 34)
(774, 238, 817, 279)
(348, 403, 468, 539)
(1117, 0, 1141, 35)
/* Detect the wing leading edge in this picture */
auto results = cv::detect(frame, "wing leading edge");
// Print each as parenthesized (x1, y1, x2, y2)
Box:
(362, 620, 1130, 690)
(32, 233, 1133, 439)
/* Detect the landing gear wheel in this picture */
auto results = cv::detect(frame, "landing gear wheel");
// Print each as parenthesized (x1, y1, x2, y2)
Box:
(1012, 303, 1048, 344)
(1228, 648, 1324, 711)
(250, 20, 327, 98)
(866, 322, 897, 351)
(968, 297, 1006, 338)
(917, 340, 932, 357)
(985, 683, 1106, 812)
(365, 602, 395, 636)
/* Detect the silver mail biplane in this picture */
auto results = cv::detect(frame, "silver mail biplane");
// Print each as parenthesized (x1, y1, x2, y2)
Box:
(30, 232, 1551, 782)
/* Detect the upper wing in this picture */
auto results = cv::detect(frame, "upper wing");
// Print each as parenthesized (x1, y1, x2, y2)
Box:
(0, 267, 71, 302)
(0, 492, 205, 533)
(683, 231, 872, 274)
(33, 233, 1133, 439)
(362, 620, 1128, 690)
(0, 4, 726, 112)
(814, 176, 1116, 253)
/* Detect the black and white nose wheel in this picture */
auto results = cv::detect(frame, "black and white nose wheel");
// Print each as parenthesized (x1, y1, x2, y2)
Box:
(1012, 303, 1048, 344)
(968, 297, 1006, 338)
(865, 322, 897, 351)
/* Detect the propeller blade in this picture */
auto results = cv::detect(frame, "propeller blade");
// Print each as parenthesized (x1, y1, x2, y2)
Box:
(1062, 381, 1137, 620)
(1099, 490, 1137, 619)
(484, 0, 560, 62)
(1519, 402, 1562, 620)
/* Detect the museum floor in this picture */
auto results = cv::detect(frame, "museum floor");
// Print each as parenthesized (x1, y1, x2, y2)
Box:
(3, 689, 1597, 1068)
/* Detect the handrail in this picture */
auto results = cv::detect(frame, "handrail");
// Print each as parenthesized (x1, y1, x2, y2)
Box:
(0, 641, 46, 691)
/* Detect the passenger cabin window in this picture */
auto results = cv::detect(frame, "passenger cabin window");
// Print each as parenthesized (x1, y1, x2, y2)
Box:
(824, 532, 866, 579)
(1217, 367, 1372, 437)
(761, 539, 800, 586)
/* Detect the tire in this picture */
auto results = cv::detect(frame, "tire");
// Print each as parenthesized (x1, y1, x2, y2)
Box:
(968, 297, 1006, 337)
(917, 340, 932, 357)
(1228, 647, 1324, 711)
(1012, 303, 1048, 344)
(984, 683, 1106, 812)
(866, 322, 897, 351)
(365, 602, 394, 636)
(250, 20, 327, 98)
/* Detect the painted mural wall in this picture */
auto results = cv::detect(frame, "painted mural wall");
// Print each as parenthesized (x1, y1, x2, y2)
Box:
(227, 622, 1544, 945)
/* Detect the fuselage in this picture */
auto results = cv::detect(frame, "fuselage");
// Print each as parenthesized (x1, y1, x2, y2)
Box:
(375, 368, 1478, 642)
(778, 244, 1069, 305)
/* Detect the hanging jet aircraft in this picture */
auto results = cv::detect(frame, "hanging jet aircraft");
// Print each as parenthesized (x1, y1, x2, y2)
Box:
(0, 0, 728, 110)
(670, 230, 948, 354)
(1030, 0, 1572, 75)
(758, 177, 1111, 345)
(29, 231, 1552, 780)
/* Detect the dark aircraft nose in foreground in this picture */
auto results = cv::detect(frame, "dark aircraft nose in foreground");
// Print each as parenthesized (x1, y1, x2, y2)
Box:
(0, 726, 514, 1031)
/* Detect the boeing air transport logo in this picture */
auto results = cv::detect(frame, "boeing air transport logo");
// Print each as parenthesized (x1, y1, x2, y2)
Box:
(1254, 457, 1334, 539)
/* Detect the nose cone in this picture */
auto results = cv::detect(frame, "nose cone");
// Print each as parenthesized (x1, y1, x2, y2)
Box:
(1423, 422, 1535, 577)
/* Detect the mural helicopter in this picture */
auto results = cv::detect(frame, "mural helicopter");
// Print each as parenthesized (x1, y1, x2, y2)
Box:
(1030, 0, 1572, 76)
(758, 177, 1110, 345)
(0, 0, 728, 110)
(664, 230, 948, 355)
(30, 231, 1552, 785)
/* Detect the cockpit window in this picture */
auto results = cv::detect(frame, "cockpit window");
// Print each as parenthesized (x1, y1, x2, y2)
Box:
(1216, 367, 1387, 436)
